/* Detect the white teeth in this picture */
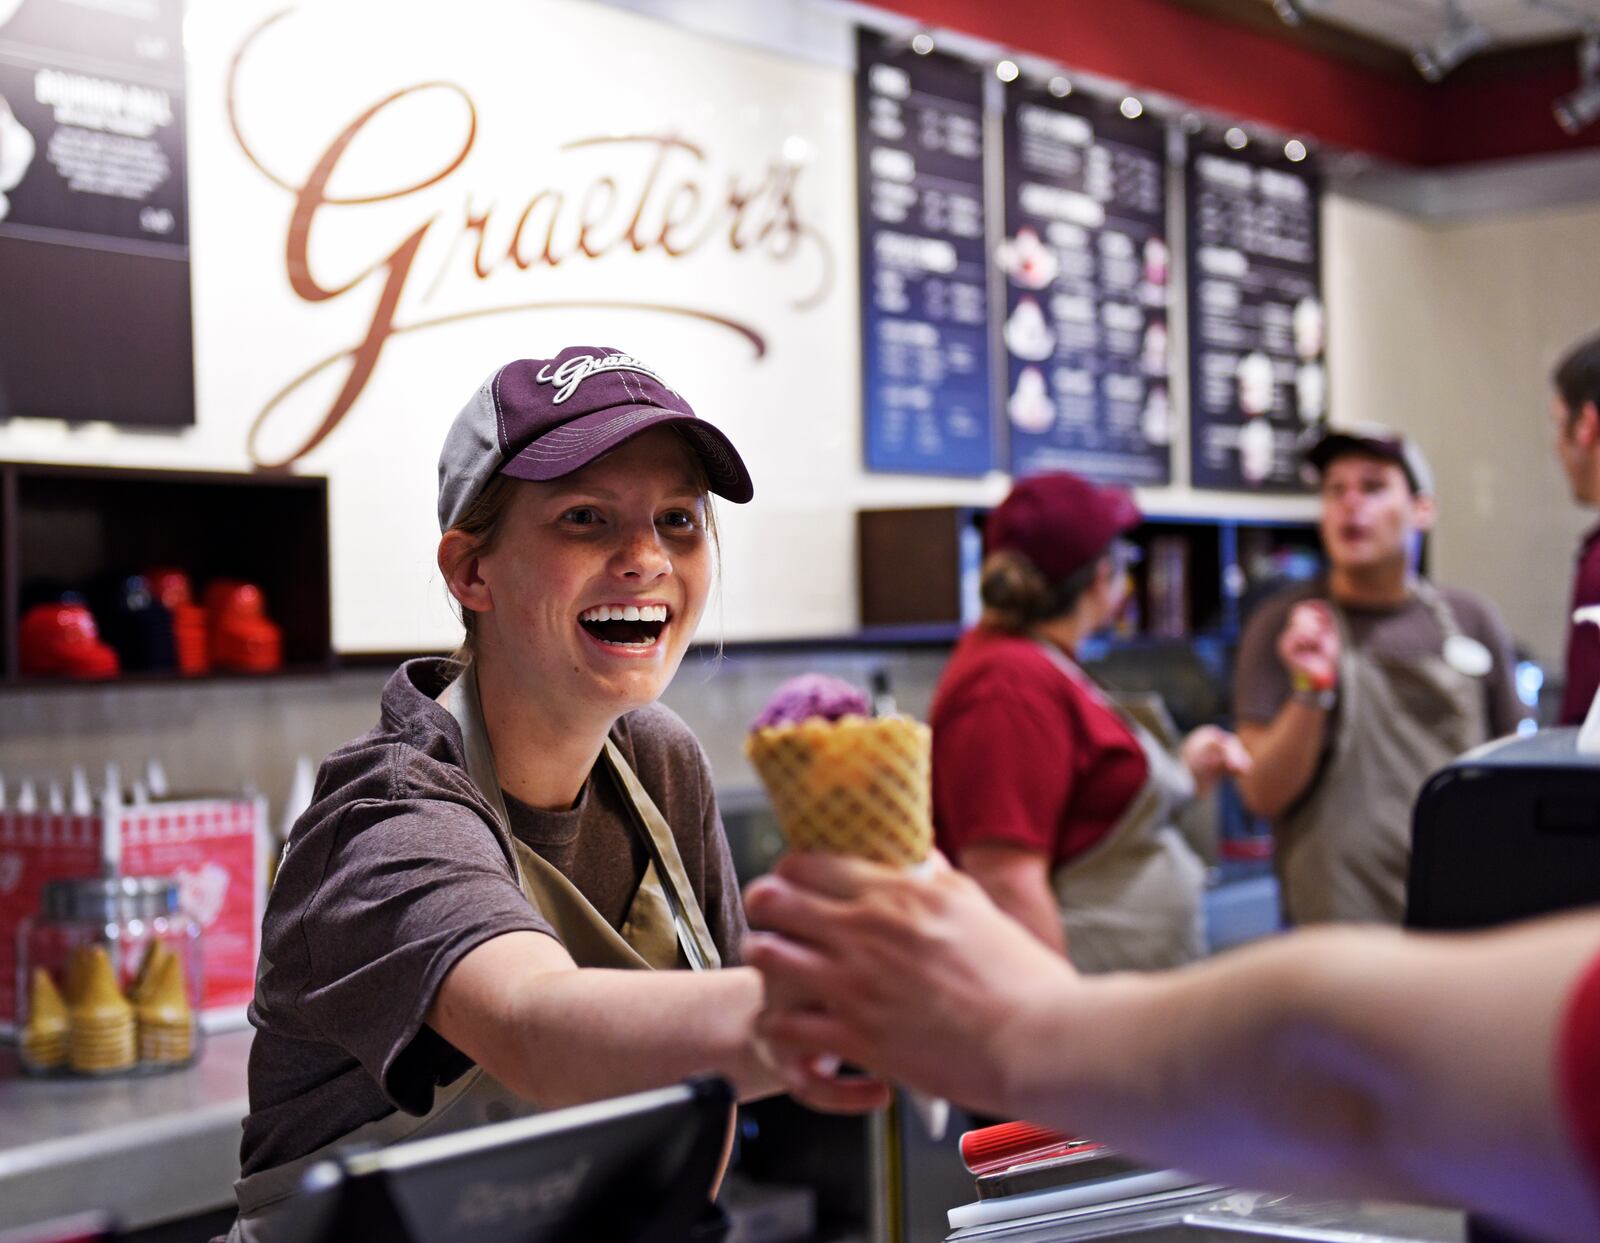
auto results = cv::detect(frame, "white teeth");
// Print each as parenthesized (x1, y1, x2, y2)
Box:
(579, 604, 669, 623)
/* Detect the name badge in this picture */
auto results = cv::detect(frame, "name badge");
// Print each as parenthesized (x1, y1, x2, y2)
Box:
(1443, 634, 1493, 678)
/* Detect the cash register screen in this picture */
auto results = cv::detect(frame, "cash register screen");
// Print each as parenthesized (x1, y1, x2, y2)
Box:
(304, 1077, 733, 1243)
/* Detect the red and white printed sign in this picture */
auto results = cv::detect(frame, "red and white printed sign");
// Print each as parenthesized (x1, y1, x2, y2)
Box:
(0, 797, 268, 1031)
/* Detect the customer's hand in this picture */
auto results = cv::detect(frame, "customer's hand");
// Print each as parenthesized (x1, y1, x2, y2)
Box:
(1277, 600, 1340, 692)
(1180, 725, 1253, 796)
(744, 852, 1077, 1118)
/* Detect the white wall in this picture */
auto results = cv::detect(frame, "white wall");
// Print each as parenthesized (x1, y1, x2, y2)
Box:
(1324, 193, 1600, 666)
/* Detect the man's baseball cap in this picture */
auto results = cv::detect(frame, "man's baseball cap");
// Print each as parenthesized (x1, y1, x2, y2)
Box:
(437, 345, 754, 531)
(1304, 423, 1434, 495)
(985, 472, 1142, 584)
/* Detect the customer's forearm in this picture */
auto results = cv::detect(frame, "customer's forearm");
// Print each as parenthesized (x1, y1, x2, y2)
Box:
(998, 917, 1600, 1243)
(1235, 702, 1329, 818)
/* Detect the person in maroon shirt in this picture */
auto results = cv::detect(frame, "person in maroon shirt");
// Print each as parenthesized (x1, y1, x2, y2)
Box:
(929, 472, 1249, 971)
(1552, 332, 1600, 725)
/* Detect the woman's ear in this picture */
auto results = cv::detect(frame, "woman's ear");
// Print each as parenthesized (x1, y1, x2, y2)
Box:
(438, 530, 493, 615)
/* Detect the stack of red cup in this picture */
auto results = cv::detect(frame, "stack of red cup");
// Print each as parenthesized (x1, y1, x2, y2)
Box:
(144, 568, 209, 676)
(19, 603, 120, 679)
(204, 580, 283, 673)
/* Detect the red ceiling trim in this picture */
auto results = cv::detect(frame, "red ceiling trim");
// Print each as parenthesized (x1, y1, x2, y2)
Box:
(866, 0, 1600, 167)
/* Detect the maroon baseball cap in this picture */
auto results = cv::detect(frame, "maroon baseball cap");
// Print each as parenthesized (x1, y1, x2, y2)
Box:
(437, 346, 754, 531)
(985, 472, 1141, 584)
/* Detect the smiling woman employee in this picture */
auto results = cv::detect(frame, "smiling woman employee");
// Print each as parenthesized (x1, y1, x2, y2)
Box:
(226, 347, 872, 1240)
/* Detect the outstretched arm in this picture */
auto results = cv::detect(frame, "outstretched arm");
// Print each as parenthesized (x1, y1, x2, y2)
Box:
(426, 931, 882, 1112)
(744, 854, 1600, 1243)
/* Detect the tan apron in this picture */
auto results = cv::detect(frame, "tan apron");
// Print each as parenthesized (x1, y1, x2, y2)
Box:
(1038, 642, 1208, 974)
(1276, 581, 1491, 926)
(225, 665, 720, 1241)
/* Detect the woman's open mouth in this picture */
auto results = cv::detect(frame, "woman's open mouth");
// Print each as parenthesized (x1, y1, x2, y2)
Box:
(578, 603, 670, 649)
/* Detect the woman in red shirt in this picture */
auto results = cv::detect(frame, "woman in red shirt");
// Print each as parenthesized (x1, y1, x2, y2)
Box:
(931, 472, 1249, 971)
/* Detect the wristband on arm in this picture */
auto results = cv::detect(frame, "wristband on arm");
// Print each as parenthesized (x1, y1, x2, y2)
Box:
(1290, 670, 1337, 710)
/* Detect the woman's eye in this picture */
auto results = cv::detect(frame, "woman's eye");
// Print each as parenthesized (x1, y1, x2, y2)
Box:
(561, 507, 601, 526)
(659, 509, 699, 531)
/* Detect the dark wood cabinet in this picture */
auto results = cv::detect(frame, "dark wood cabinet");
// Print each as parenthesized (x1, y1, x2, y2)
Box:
(857, 504, 1322, 642)
(0, 462, 332, 685)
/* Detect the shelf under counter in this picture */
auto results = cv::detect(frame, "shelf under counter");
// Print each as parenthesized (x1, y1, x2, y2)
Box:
(0, 1028, 251, 1231)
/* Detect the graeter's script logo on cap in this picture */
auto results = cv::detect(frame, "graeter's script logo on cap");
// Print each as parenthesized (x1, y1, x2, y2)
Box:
(535, 353, 679, 405)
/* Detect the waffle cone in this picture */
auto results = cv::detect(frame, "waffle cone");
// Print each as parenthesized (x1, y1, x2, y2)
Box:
(744, 715, 932, 867)
(131, 942, 175, 1006)
(27, 968, 69, 1033)
(136, 953, 192, 1028)
(73, 946, 132, 1022)
(64, 944, 94, 1007)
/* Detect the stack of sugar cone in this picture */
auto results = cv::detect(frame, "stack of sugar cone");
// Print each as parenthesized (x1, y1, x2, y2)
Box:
(68, 945, 137, 1073)
(133, 943, 194, 1065)
(63, 943, 93, 1008)
(745, 713, 934, 867)
(21, 968, 69, 1070)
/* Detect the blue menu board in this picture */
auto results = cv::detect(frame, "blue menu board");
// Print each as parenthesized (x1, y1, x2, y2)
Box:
(1186, 138, 1324, 492)
(1000, 86, 1171, 485)
(857, 28, 994, 476)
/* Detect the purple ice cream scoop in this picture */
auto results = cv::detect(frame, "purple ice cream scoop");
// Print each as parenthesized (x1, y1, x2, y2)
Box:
(752, 674, 872, 730)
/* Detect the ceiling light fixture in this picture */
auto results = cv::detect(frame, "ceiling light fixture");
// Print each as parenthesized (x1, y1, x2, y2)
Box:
(1224, 126, 1249, 150)
(1047, 75, 1072, 98)
(1120, 96, 1144, 119)
(1554, 34, 1600, 133)
(1411, 0, 1491, 82)
(995, 59, 1020, 82)
(910, 32, 935, 55)
(1284, 138, 1309, 162)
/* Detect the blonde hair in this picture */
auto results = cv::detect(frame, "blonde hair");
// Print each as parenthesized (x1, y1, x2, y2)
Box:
(439, 426, 720, 663)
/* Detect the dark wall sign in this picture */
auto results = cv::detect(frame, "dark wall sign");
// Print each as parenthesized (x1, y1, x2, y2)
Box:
(857, 27, 993, 477)
(1185, 138, 1324, 492)
(1000, 86, 1171, 485)
(0, 0, 193, 428)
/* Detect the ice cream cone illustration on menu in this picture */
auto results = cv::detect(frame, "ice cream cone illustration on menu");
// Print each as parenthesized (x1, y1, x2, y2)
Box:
(68, 945, 136, 1073)
(744, 674, 933, 868)
(22, 968, 69, 1071)
(136, 950, 194, 1065)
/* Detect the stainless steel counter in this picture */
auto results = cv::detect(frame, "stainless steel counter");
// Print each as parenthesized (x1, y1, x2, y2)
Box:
(0, 1028, 251, 1231)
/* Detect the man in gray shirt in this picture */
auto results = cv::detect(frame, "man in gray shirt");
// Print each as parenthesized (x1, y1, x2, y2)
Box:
(1232, 426, 1525, 925)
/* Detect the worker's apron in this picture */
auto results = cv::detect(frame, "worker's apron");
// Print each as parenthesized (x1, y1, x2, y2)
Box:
(1040, 643, 1208, 974)
(1276, 581, 1491, 926)
(225, 665, 720, 1241)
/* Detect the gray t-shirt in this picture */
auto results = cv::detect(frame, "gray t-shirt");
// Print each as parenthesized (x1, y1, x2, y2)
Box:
(1233, 579, 1527, 738)
(239, 658, 746, 1177)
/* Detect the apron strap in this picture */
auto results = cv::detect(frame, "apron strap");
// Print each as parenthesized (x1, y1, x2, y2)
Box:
(444, 664, 520, 873)
(602, 740, 720, 972)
